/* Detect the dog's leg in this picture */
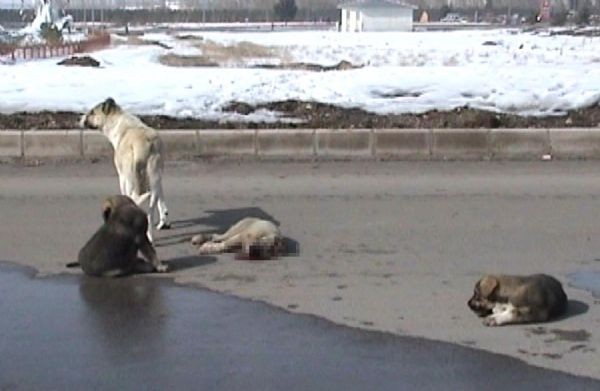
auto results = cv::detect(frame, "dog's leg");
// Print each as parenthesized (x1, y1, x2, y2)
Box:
(148, 159, 170, 230)
(149, 192, 158, 227)
(137, 234, 167, 273)
(123, 177, 134, 198)
(155, 185, 170, 230)
(115, 154, 129, 195)
(191, 233, 211, 246)
(119, 175, 127, 195)
(483, 303, 518, 326)
(198, 234, 242, 254)
(129, 192, 154, 244)
(512, 306, 549, 324)
(145, 216, 154, 244)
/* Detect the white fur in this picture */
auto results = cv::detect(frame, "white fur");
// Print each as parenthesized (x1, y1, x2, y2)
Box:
(484, 303, 516, 326)
(193, 217, 281, 255)
(81, 102, 171, 240)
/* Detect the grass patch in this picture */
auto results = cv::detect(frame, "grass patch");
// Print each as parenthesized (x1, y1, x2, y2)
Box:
(159, 39, 282, 68)
(158, 53, 219, 67)
(197, 40, 276, 61)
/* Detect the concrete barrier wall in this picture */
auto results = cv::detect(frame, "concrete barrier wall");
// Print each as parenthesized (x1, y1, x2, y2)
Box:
(1, 128, 599, 160)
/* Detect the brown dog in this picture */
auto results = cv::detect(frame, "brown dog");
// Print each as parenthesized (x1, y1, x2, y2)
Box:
(68, 195, 168, 277)
(468, 274, 568, 326)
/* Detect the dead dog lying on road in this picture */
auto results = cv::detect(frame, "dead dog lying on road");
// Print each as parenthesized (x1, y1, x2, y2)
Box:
(80, 98, 171, 240)
(67, 195, 168, 277)
(468, 274, 568, 326)
(191, 217, 284, 260)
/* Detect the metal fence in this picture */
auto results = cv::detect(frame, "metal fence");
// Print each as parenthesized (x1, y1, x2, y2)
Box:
(0, 32, 110, 62)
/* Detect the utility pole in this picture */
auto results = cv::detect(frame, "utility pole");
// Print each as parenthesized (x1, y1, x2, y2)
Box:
(83, 0, 87, 29)
(91, 0, 96, 26)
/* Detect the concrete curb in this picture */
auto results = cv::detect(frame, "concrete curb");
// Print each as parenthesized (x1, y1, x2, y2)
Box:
(1, 128, 599, 161)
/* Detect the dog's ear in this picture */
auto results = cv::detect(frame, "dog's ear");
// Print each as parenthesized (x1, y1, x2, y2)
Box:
(101, 199, 113, 222)
(101, 98, 117, 114)
(479, 276, 499, 298)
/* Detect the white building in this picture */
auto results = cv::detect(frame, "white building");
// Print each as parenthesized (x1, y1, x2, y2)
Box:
(338, 0, 415, 32)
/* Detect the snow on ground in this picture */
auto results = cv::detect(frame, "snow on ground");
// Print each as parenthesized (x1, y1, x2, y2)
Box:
(1, 28, 600, 121)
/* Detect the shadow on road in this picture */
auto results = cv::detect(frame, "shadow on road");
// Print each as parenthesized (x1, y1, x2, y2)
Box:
(158, 207, 300, 257)
(166, 255, 217, 272)
(562, 299, 589, 320)
(171, 206, 280, 231)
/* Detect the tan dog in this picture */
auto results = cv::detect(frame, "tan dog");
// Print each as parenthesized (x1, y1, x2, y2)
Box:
(80, 98, 171, 237)
(468, 274, 568, 326)
(191, 217, 284, 260)
(68, 195, 168, 277)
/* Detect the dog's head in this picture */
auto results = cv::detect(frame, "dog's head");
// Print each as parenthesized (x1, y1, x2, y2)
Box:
(468, 276, 499, 317)
(80, 98, 120, 129)
(237, 234, 284, 261)
(101, 195, 136, 222)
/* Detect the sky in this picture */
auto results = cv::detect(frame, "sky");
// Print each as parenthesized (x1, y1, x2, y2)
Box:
(0, 0, 18, 8)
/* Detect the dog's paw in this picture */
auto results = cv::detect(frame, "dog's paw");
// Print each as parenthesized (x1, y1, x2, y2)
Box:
(483, 316, 499, 327)
(191, 234, 210, 246)
(155, 263, 169, 273)
(156, 220, 171, 230)
(197, 242, 223, 254)
(492, 304, 509, 315)
(156, 221, 171, 230)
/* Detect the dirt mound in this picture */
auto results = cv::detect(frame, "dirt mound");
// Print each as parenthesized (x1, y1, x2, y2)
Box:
(225, 100, 600, 129)
(1, 101, 599, 130)
(175, 34, 204, 41)
(549, 28, 600, 37)
(0, 111, 80, 129)
(57, 56, 100, 67)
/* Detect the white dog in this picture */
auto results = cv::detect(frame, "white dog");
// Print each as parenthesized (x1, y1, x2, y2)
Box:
(81, 98, 171, 238)
(191, 217, 284, 260)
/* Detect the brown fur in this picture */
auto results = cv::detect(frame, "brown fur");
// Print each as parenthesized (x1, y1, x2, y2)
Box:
(70, 195, 168, 277)
(468, 274, 568, 326)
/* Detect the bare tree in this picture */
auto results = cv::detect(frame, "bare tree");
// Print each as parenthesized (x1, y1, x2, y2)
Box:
(274, 0, 297, 22)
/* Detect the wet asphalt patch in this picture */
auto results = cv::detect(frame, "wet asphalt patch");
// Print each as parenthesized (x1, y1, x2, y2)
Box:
(1, 262, 599, 390)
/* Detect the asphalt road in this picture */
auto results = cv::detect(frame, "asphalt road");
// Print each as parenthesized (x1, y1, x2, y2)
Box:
(1, 159, 600, 382)
(1, 262, 599, 390)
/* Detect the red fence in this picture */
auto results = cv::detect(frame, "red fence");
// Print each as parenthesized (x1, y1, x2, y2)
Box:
(0, 33, 110, 62)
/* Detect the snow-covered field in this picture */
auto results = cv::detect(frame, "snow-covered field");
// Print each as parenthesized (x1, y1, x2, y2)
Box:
(1, 28, 600, 121)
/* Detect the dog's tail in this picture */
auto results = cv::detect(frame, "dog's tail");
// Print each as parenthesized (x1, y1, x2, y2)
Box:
(66, 261, 80, 268)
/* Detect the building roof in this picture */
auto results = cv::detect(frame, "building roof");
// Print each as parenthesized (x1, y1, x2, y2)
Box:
(338, 0, 417, 10)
